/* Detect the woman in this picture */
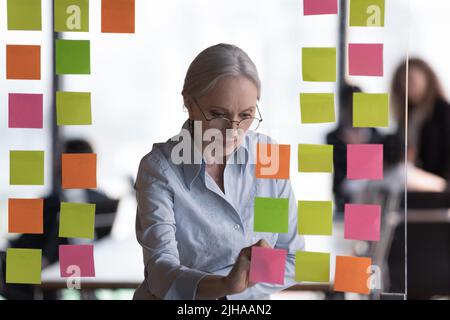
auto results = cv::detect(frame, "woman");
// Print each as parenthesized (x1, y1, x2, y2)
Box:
(133, 44, 304, 300)
(388, 58, 450, 191)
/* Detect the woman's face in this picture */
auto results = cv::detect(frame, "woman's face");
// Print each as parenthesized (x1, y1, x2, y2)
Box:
(187, 75, 258, 157)
(408, 66, 428, 105)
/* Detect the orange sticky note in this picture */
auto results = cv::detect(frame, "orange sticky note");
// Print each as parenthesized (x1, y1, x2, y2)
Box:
(6, 45, 41, 80)
(8, 199, 44, 234)
(101, 0, 135, 33)
(256, 144, 290, 179)
(62, 153, 97, 189)
(334, 255, 372, 295)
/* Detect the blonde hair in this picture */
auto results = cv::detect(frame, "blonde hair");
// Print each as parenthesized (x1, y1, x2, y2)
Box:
(181, 43, 261, 103)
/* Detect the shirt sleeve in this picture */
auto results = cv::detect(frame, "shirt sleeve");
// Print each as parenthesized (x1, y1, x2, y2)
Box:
(226, 178, 305, 300)
(135, 153, 208, 300)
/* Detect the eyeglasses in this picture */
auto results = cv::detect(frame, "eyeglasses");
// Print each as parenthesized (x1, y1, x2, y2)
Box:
(192, 98, 263, 131)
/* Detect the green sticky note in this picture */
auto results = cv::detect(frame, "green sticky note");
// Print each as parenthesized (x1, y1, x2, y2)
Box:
(254, 197, 289, 233)
(7, 0, 42, 31)
(350, 0, 385, 27)
(6, 248, 42, 284)
(55, 0, 89, 32)
(56, 40, 90, 75)
(353, 93, 389, 128)
(298, 144, 334, 173)
(10, 151, 44, 185)
(57, 91, 92, 125)
(300, 93, 336, 124)
(298, 201, 333, 235)
(59, 202, 96, 239)
(295, 251, 330, 283)
(302, 48, 336, 82)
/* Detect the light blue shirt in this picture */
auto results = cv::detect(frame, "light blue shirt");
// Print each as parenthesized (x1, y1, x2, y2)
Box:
(133, 120, 305, 300)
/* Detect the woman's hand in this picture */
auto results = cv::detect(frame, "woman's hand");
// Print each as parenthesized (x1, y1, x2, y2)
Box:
(223, 239, 271, 295)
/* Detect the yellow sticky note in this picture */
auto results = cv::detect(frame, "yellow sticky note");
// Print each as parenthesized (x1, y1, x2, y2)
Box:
(300, 93, 336, 124)
(298, 144, 334, 173)
(302, 47, 336, 82)
(298, 201, 333, 235)
(6, 248, 42, 284)
(295, 251, 330, 283)
(353, 93, 389, 128)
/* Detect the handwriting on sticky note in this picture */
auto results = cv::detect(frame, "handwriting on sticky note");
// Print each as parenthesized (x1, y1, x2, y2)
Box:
(344, 204, 381, 241)
(353, 93, 389, 128)
(256, 144, 290, 179)
(249, 246, 287, 285)
(334, 255, 372, 294)
(348, 43, 383, 77)
(295, 251, 330, 282)
(6, 248, 42, 284)
(303, 0, 338, 15)
(298, 144, 334, 173)
(254, 197, 289, 233)
(59, 245, 95, 277)
(300, 93, 336, 124)
(298, 201, 333, 235)
(347, 144, 383, 180)
(302, 47, 337, 82)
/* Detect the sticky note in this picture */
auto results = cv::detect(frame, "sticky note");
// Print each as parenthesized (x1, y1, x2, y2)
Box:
(347, 144, 383, 180)
(62, 153, 97, 189)
(56, 91, 92, 125)
(101, 0, 135, 33)
(254, 197, 289, 233)
(59, 245, 95, 277)
(59, 202, 96, 239)
(348, 43, 383, 77)
(300, 93, 336, 124)
(7, 0, 42, 31)
(8, 199, 44, 234)
(295, 251, 330, 282)
(249, 247, 287, 285)
(256, 144, 290, 179)
(303, 0, 338, 15)
(54, 0, 89, 32)
(350, 0, 385, 27)
(302, 48, 336, 82)
(353, 93, 389, 128)
(6, 248, 42, 284)
(298, 201, 333, 235)
(55, 40, 90, 75)
(10, 151, 44, 186)
(344, 204, 381, 241)
(6, 45, 41, 80)
(8, 93, 43, 129)
(334, 255, 372, 294)
(298, 144, 334, 173)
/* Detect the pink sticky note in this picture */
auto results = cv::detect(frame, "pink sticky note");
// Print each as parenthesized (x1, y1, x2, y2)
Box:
(303, 0, 338, 15)
(347, 144, 383, 180)
(249, 246, 287, 285)
(59, 245, 95, 278)
(8, 93, 43, 129)
(344, 204, 381, 241)
(348, 44, 383, 77)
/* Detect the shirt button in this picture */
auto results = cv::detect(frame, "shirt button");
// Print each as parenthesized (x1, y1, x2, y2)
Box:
(234, 224, 240, 230)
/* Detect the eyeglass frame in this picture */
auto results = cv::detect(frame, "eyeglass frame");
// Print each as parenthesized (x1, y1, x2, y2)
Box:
(191, 98, 263, 131)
